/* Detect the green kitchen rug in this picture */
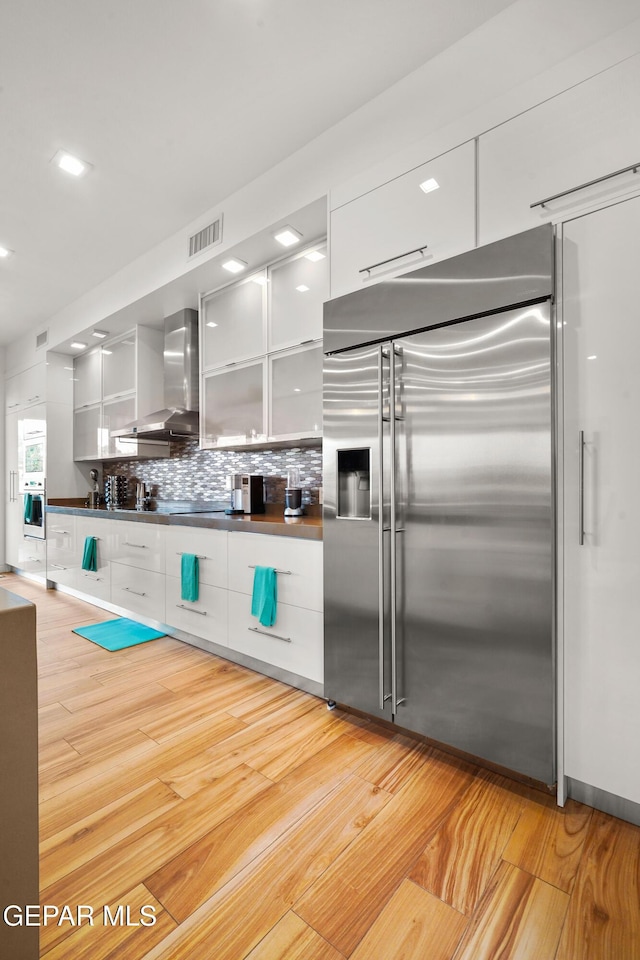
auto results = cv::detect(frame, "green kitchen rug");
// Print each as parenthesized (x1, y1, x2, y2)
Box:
(72, 618, 166, 651)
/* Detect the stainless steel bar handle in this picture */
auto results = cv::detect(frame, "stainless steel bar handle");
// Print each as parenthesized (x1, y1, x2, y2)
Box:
(82, 573, 104, 581)
(378, 345, 389, 710)
(123, 541, 148, 549)
(247, 565, 292, 575)
(248, 626, 291, 643)
(390, 345, 399, 714)
(176, 552, 207, 559)
(578, 430, 585, 546)
(176, 604, 207, 616)
(123, 587, 147, 597)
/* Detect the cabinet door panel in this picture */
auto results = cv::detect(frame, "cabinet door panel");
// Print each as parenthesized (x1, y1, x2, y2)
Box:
(330, 141, 476, 298)
(165, 576, 228, 646)
(102, 335, 136, 399)
(73, 404, 103, 460)
(228, 590, 323, 683)
(74, 349, 102, 409)
(228, 532, 323, 611)
(110, 562, 165, 621)
(479, 54, 640, 244)
(165, 526, 227, 587)
(269, 344, 323, 438)
(202, 361, 265, 446)
(102, 395, 137, 459)
(202, 278, 265, 369)
(269, 245, 327, 350)
(563, 195, 640, 804)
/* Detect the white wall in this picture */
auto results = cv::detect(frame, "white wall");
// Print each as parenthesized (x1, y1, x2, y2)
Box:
(0, 344, 5, 569)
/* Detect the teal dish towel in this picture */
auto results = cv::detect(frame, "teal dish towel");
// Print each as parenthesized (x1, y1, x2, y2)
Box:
(181, 553, 199, 602)
(23, 493, 33, 523)
(81, 536, 98, 573)
(251, 566, 277, 627)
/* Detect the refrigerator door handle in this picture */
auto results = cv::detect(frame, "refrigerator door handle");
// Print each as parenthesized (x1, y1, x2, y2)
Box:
(378, 345, 391, 709)
(390, 345, 404, 713)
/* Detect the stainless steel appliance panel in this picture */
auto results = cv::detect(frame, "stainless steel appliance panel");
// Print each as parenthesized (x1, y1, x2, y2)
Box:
(324, 225, 553, 354)
(323, 345, 391, 720)
(394, 303, 554, 781)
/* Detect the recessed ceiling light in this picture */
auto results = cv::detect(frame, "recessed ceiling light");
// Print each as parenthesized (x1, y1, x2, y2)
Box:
(419, 177, 440, 194)
(63, 366, 74, 371)
(92, 329, 109, 339)
(70, 341, 87, 350)
(52, 149, 91, 177)
(251, 275, 269, 285)
(304, 250, 325, 262)
(222, 258, 247, 274)
(0, 246, 12, 258)
(101, 349, 112, 355)
(206, 321, 218, 328)
(296, 284, 310, 293)
(274, 226, 302, 247)
(293, 388, 301, 393)
(587, 355, 597, 360)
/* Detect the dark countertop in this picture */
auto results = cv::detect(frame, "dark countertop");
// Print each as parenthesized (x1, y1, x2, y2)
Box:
(46, 502, 323, 541)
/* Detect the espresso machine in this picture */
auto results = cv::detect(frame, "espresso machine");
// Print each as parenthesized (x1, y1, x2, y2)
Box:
(225, 474, 265, 515)
(284, 467, 304, 517)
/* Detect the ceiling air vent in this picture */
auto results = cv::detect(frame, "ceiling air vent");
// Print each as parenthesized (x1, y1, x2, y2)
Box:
(36, 330, 48, 349)
(188, 215, 223, 259)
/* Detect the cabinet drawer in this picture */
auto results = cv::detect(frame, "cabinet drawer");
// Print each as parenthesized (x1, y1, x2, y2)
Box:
(17, 538, 46, 575)
(72, 566, 111, 603)
(106, 520, 166, 573)
(165, 576, 228, 646)
(165, 526, 227, 587)
(227, 532, 323, 611)
(228, 590, 323, 683)
(110, 562, 165, 621)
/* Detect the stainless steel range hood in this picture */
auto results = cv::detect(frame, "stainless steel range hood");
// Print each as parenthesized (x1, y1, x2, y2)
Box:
(112, 308, 199, 441)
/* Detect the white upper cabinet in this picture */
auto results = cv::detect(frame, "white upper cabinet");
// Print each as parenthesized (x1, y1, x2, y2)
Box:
(479, 54, 640, 245)
(329, 141, 476, 298)
(202, 359, 266, 446)
(269, 343, 323, 439)
(268, 244, 328, 351)
(73, 348, 102, 409)
(72, 326, 167, 461)
(5, 363, 46, 413)
(101, 334, 136, 400)
(202, 276, 266, 370)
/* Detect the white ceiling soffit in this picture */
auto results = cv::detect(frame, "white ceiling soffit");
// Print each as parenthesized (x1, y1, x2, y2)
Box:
(0, 0, 517, 344)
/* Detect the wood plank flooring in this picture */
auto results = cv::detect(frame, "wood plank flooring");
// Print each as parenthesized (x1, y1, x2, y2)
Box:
(4, 572, 640, 959)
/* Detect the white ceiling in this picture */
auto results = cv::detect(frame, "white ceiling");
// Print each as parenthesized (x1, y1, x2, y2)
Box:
(0, 0, 516, 345)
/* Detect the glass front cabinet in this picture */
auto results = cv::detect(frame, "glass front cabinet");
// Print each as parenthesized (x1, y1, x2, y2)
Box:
(200, 241, 326, 448)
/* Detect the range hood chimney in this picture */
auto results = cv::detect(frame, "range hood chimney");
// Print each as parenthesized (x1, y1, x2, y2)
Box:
(111, 308, 199, 441)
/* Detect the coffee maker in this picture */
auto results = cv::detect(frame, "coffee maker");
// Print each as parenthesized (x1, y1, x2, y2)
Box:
(284, 467, 304, 517)
(225, 474, 265, 515)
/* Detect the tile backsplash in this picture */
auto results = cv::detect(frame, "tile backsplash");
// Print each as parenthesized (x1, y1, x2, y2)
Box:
(107, 440, 323, 505)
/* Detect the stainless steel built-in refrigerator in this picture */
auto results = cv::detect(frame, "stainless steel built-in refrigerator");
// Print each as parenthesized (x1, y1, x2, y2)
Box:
(323, 225, 555, 784)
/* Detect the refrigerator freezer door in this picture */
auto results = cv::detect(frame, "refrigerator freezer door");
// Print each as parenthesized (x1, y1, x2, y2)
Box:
(323, 344, 392, 720)
(394, 304, 554, 783)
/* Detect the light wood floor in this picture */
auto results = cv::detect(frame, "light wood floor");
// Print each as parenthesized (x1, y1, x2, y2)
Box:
(4, 572, 640, 960)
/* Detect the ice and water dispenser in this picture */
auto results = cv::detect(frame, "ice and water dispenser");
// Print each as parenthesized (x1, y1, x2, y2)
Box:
(337, 449, 370, 519)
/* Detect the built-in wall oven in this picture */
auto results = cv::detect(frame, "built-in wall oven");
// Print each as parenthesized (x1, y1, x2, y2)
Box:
(21, 419, 46, 540)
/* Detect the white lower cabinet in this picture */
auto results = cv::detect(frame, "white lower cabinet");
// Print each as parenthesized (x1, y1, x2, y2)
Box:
(164, 526, 227, 588)
(17, 537, 46, 577)
(165, 576, 228, 646)
(46, 515, 77, 588)
(227, 590, 323, 684)
(227, 532, 323, 611)
(110, 561, 165, 622)
(45, 512, 323, 691)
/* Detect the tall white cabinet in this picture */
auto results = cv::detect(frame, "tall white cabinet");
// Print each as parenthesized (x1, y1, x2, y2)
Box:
(562, 194, 640, 807)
